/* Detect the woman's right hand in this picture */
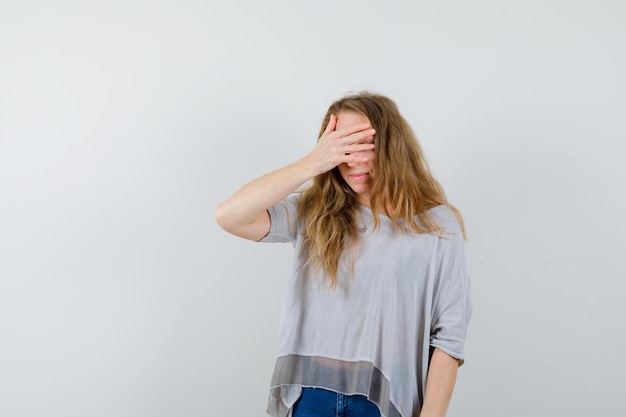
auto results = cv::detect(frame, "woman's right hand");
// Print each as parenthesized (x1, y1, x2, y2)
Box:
(307, 114, 376, 174)
(215, 114, 375, 241)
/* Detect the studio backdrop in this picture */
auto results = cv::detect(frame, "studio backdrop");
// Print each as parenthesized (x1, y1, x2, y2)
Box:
(1, 1, 624, 416)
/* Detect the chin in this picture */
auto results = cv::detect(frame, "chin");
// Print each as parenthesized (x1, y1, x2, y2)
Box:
(354, 188, 372, 197)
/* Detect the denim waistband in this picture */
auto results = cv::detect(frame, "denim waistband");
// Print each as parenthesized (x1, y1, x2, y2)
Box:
(292, 387, 381, 417)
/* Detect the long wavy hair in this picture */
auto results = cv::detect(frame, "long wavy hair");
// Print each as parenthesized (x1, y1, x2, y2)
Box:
(298, 92, 465, 287)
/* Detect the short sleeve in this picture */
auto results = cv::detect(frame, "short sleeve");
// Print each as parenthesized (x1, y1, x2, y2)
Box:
(259, 193, 301, 244)
(429, 209, 473, 365)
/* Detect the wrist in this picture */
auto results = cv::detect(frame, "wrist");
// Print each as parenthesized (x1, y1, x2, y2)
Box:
(297, 153, 325, 179)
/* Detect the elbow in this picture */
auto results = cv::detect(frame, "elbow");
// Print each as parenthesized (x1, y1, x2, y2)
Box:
(214, 202, 230, 231)
(215, 201, 269, 241)
(214, 201, 248, 236)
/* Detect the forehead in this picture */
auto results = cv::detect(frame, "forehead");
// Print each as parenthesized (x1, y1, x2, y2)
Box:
(335, 112, 369, 130)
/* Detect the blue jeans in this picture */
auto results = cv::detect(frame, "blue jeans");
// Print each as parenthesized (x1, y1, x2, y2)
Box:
(292, 387, 381, 417)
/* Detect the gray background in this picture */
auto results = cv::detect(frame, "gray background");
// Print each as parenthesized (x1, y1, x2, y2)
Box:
(1, 0, 625, 416)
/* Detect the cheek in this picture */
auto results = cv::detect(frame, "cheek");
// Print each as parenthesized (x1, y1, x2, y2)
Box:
(368, 152, 377, 168)
(337, 164, 349, 178)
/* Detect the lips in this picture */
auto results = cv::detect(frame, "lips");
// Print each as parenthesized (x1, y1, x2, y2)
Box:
(350, 173, 369, 181)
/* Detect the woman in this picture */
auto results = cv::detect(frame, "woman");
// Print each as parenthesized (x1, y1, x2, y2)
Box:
(215, 92, 472, 417)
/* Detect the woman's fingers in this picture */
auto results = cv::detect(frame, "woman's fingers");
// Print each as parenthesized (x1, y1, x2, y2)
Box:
(344, 141, 376, 153)
(338, 130, 376, 155)
(343, 128, 376, 143)
(333, 128, 376, 156)
(311, 117, 376, 173)
(323, 114, 337, 136)
(320, 117, 372, 143)
(334, 124, 373, 141)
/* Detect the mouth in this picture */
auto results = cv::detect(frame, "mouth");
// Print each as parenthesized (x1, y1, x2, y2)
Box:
(350, 173, 369, 182)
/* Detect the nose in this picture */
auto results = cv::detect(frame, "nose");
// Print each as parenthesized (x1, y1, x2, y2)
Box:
(346, 151, 365, 167)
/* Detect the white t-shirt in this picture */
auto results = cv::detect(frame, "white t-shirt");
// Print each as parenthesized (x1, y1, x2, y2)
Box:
(261, 194, 472, 417)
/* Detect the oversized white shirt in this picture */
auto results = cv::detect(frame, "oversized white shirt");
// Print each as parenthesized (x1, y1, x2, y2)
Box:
(261, 194, 472, 417)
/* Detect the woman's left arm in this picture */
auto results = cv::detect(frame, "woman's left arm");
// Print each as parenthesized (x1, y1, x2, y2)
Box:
(419, 348, 459, 417)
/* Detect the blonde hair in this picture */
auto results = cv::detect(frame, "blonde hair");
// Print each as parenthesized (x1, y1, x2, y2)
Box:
(298, 92, 465, 287)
